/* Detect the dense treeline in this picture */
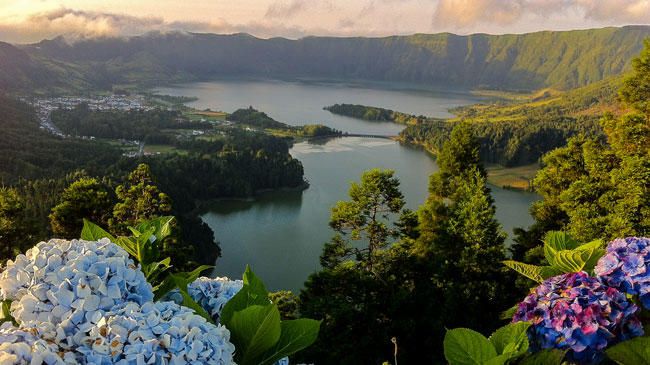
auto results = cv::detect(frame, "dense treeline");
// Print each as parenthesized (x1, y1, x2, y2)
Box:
(115, 131, 305, 212)
(0, 95, 122, 184)
(51, 104, 210, 141)
(400, 116, 602, 166)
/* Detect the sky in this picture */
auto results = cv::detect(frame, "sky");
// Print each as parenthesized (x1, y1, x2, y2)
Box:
(0, 0, 649, 43)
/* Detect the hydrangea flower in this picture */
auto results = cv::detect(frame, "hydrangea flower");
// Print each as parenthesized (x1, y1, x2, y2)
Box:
(0, 322, 77, 364)
(165, 277, 243, 323)
(513, 272, 642, 364)
(75, 301, 235, 365)
(0, 239, 153, 346)
(595, 237, 650, 309)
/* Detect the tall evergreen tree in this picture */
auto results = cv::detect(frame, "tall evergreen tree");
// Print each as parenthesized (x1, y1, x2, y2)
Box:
(0, 187, 32, 262)
(300, 170, 428, 364)
(415, 123, 516, 336)
(49, 177, 113, 239)
(328, 168, 404, 270)
(111, 164, 172, 233)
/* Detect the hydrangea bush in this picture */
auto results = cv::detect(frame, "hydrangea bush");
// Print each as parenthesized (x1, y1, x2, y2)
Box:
(512, 272, 643, 364)
(0, 239, 153, 328)
(0, 219, 319, 365)
(595, 237, 650, 308)
(444, 234, 650, 365)
(0, 239, 236, 364)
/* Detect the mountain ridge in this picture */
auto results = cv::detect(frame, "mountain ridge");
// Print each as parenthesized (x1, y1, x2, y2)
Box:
(2, 25, 650, 93)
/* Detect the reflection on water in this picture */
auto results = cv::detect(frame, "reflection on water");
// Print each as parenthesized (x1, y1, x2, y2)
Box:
(203, 137, 539, 292)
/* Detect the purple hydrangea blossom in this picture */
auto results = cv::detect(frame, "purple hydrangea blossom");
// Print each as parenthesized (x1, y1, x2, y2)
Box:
(0, 239, 154, 347)
(75, 301, 235, 364)
(595, 237, 650, 309)
(513, 272, 643, 364)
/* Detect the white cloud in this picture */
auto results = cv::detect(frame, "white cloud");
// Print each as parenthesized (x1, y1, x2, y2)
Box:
(432, 0, 650, 31)
(0, 0, 648, 43)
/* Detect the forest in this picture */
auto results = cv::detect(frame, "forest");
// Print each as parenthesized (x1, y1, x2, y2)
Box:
(0, 97, 306, 269)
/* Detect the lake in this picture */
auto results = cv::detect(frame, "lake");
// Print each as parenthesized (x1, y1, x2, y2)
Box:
(156, 79, 484, 136)
(156, 79, 540, 292)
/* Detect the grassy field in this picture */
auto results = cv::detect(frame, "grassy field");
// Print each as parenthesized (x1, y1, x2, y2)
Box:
(186, 110, 227, 121)
(486, 163, 539, 191)
(143, 144, 186, 155)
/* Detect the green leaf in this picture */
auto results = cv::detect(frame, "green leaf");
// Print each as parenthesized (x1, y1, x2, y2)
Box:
(257, 319, 321, 365)
(243, 265, 270, 298)
(80, 219, 115, 242)
(519, 349, 566, 365)
(500, 304, 518, 320)
(134, 216, 174, 242)
(230, 304, 282, 365)
(575, 239, 604, 252)
(444, 328, 497, 365)
(548, 249, 587, 272)
(142, 257, 171, 285)
(153, 274, 178, 301)
(114, 237, 139, 260)
(178, 289, 214, 323)
(181, 265, 214, 284)
(544, 231, 580, 251)
(483, 354, 509, 365)
(502, 261, 560, 282)
(221, 266, 271, 326)
(488, 322, 530, 358)
(606, 337, 650, 365)
(0, 300, 16, 326)
(547, 247, 604, 274)
(543, 231, 579, 263)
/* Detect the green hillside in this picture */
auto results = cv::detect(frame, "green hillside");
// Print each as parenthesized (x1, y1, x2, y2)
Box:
(14, 26, 650, 92)
(397, 75, 625, 168)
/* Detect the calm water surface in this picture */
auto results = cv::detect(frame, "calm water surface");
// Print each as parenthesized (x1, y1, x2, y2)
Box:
(156, 79, 483, 135)
(157, 80, 539, 291)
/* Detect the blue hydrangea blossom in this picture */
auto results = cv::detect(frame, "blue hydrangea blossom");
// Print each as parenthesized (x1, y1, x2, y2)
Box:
(165, 276, 243, 323)
(595, 237, 650, 309)
(0, 322, 77, 364)
(76, 301, 235, 365)
(0, 239, 153, 348)
(513, 272, 643, 364)
(0, 239, 153, 347)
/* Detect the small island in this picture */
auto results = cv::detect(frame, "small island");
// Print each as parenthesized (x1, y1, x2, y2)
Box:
(324, 103, 427, 125)
(230, 106, 342, 138)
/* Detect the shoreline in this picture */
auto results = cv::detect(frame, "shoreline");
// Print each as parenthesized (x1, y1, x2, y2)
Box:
(192, 180, 310, 215)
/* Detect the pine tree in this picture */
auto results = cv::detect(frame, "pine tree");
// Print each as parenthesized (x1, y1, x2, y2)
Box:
(0, 187, 31, 261)
(111, 164, 172, 233)
(49, 177, 112, 239)
(415, 123, 516, 335)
